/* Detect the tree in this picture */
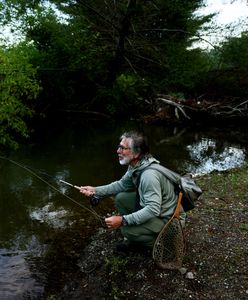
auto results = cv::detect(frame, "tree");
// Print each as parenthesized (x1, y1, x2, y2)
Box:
(22, 9, 106, 111)
(48, 0, 213, 113)
(0, 1, 217, 120)
(0, 44, 41, 149)
(52, 1, 211, 85)
(198, 31, 248, 98)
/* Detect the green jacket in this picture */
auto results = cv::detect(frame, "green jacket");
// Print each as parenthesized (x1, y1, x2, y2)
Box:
(95, 156, 186, 225)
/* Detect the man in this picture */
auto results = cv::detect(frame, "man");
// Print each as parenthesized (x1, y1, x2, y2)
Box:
(79, 131, 186, 251)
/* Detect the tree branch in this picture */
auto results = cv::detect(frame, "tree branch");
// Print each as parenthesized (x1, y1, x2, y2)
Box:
(156, 97, 191, 119)
(77, 0, 118, 30)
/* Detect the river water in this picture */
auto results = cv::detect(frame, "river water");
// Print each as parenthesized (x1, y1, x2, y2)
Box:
(0, 121, 247, 299)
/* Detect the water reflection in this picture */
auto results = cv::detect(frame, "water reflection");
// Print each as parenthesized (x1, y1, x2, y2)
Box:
(185, 138, 246, 175)
(30, 203, 71, 229)
(0, 250, 42, 299)
(0, 237, 45, 299)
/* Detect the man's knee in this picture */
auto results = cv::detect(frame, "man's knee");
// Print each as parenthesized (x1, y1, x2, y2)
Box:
(114, 192, 127, 206)
(114, 192, 136, 215)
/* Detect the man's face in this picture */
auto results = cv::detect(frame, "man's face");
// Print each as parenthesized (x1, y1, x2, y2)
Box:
(117, 138, 139, 166)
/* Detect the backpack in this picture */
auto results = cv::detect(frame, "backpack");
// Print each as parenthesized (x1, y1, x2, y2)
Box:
(136, 163, 202, 212)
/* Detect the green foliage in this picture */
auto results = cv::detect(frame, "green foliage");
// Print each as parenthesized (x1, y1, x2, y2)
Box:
(105, 256, 127, 299)
(106, 74, 150, 116)
(22, 8, 108, 107)
(220, 32, 248, 71)
(159, 46, 211, 95)
(105, 256, 127, 276)
(44, 0, 211, 97)
(3, 0, 248, 124)
(239, 224, 248, 231)
(0, 1, 213, 107)
(199, 32, 248, 97)
(0, 44, 41, 149)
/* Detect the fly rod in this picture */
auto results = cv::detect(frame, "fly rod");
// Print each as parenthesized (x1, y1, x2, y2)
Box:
(0, 156, 104, 225)
(60, 179, 102, 207)
(59, 180, 81, 190)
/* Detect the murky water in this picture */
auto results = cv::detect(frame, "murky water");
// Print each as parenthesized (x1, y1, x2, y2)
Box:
(0, 122, 247, 299)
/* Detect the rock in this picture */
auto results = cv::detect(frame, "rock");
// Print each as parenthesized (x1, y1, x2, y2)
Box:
(185, 272, 194, 279)
(179, 267, 187, 275)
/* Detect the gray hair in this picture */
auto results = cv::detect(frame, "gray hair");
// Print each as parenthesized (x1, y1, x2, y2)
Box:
(120, 131, 150, 157)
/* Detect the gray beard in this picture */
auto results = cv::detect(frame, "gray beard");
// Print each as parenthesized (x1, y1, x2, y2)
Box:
(119, 157, 131, 165)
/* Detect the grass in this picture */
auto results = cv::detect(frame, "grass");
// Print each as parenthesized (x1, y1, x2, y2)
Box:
(196, 165, 248, 203)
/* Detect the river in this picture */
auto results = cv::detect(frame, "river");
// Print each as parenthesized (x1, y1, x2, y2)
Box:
(0, 121, 247, 299)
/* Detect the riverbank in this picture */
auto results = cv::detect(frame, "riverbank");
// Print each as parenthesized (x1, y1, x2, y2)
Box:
(46, 166, 248, 300)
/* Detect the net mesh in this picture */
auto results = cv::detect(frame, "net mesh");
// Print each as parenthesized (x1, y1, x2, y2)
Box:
(152, 218, 185, 269)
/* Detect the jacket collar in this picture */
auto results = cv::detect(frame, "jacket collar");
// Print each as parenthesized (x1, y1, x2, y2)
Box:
(129, 156, 160, 186)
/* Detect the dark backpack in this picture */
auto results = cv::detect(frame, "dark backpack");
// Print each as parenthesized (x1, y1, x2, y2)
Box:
(136, 163, 202, 212)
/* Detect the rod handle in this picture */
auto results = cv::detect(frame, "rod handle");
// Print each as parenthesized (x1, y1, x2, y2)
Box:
(60, 180, 81, 190)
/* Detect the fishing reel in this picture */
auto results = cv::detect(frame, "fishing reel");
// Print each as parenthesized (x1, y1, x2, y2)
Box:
(90, 195, 102, 206)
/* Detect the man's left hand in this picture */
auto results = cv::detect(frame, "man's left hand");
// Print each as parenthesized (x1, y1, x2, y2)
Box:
(105, 216, 123, 229)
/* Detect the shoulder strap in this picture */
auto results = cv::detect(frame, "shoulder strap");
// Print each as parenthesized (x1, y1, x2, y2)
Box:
(143, 163, 181, 186)
(134, 163, 181, 188)
(135, 163, 201, 212)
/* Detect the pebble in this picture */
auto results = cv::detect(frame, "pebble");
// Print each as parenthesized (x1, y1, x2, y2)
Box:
(185, 272, 194, 279)
(179, 267, 187, 275)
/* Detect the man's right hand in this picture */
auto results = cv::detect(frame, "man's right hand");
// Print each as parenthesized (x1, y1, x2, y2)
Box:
(79, 186, 96, 197)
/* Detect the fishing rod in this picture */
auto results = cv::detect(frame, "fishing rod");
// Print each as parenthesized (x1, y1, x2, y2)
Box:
(60, 179, 102, 206)
(0, 155, 104, 226)
(59, 180, 80, 190)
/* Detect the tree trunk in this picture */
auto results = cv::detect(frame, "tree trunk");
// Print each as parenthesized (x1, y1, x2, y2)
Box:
(107, 0, 136, 86)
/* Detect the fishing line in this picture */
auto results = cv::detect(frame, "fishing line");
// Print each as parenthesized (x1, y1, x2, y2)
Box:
(0, 156, 104, 226)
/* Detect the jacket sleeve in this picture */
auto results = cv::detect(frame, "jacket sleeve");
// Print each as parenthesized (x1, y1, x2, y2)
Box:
(95, 170, 135, 197)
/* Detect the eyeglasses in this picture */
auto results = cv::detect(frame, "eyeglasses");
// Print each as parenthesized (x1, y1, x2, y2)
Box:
(117, 145, 131, 151)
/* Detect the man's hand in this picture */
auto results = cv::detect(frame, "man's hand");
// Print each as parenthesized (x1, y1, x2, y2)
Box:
(105, 215, 123, 229)
(79, 186, 96, 197)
